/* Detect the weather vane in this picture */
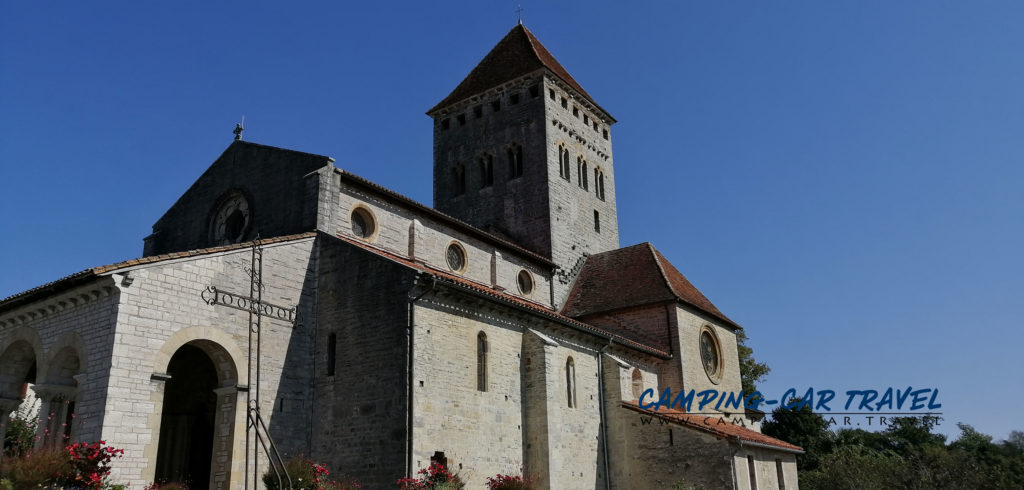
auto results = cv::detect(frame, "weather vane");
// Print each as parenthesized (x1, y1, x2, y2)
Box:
(233, 116, 245, 141)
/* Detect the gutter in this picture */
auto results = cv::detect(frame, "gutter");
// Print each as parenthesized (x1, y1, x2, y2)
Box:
(597, 340, 613, 490)
(431, 277, 672, 360)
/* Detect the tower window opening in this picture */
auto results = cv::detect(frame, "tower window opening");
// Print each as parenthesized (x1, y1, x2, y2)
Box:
(492, 100, 501, 112)
(508, 144, 524, 179)
(603, 129, 609, 140)
(561, 97, 568, 109)
(573, 106, 580, 118)
(457, 114, 466, 126)
(510, 93, 520, 105)
(549, 88, 555, 100)
(594, 210, 601, 233)
(593, 121, 599, 131)
(479, 154, 494, 188)
(581, 161, 589, 190)
(597, 171, 606, 200)
(584, 114, 589, 124)
(529, 85, 540, 98)
(559, 145, 571, 180)
(441, 118, 450, 130)
(453, 164, 466, 196)
(473, 105, 483, 118)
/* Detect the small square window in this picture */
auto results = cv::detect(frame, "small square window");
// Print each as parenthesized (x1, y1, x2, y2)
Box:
(441, 118, 450, 130)
(510, 93, 520, 105)
(491, 100, 501, 112)
(457, 114, 466, 126)
(561, 97, 568, 109)
(529, 85, 540, 98)
(593, 122, 599, 131)
(573, 106, 579, 118)
(473, 105, 483, 118)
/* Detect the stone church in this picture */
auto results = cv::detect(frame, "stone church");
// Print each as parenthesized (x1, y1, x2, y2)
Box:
(0, 24, 801, 489)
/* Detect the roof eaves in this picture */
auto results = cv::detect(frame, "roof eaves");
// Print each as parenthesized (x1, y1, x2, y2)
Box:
(335, 168, 555, 268)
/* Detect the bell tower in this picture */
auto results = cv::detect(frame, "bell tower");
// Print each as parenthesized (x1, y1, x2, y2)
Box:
(428, 24, 620, 306)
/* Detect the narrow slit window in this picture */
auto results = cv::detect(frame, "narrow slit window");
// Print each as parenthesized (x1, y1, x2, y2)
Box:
(581, 161, 589, 190)
(566, 357, 577, 408)
(594, 210, 601, 233)
(327, 333, 337, 377)
(549, 88, 555, 100)
(477, 332, 488, 392)
(561, 97, 568, 109)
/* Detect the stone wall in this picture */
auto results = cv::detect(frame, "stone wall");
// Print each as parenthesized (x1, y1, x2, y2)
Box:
(105, 237, 317, 488)
(144, 142, 330, 256)
(0, 280, 120, 448)
(310, 236, 415, 488)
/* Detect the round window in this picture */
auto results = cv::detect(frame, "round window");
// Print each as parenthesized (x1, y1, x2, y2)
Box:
(446, 242, 467, 272)
(700, 329, 721, 381)
(350, 207, 376, 240)
(517, 270, 534, 295)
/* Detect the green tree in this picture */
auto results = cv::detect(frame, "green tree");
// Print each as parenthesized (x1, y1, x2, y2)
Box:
(761, 400, 831, 471)
(735, 330, 769, 396)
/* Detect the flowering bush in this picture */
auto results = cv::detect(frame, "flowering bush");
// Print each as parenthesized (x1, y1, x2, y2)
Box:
(59, 440, 125, 488)
(396, 463, 464, 489)
(263, 456, 360, 490)
(485, 472, 538, 490)
(143, 481, 190, 490)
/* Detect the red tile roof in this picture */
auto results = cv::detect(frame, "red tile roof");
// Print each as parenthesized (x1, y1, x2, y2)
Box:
(622, 401, 803, 453)
(563, 243, 740, 329)
(330, 233, 670, 358)
(0, 233, 317, 313)
(428, 24, 612, 120)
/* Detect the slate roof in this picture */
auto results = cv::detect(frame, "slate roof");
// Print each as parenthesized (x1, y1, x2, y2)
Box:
(330, 233, 671, 358)
(0, 233, 317, 314)
(622, 401, 803, 453)
(563, 242, 740, 329)
(428, 24, 612, 120)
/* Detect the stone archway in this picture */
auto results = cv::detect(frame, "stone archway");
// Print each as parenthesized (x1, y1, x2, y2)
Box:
(154, 340, 239, 490)
(0, 337, 39, 465)
(36, 337, 86, 447)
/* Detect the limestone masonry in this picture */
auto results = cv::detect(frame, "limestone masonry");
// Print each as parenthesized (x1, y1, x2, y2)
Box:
(0, 24, 800, 490)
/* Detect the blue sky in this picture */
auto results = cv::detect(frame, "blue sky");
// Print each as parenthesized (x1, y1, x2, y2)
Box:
(2, 2, 1021, 441)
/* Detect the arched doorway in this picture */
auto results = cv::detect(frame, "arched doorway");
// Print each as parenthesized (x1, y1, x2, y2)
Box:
(154, 344, 219, 489)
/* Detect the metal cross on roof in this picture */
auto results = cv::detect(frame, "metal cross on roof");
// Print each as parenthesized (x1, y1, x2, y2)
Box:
(516, 5, 523, 25)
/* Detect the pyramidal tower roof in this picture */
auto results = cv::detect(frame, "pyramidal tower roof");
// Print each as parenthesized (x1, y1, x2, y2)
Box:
(428, 24, 612, 120)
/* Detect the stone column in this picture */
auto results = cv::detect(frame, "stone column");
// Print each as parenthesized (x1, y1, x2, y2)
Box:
(32, 384, 78, 448)
(0, 397, 25, 466)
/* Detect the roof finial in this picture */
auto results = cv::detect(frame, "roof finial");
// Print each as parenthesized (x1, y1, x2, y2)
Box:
(515, 5, 523, 25)
(233, 116, 245, 141)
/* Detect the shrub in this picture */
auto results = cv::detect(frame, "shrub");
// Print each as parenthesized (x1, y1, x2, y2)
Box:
(0, 446, 73, 487)
(396, 463, 464, 489)
(263, 456, 360, 490)
(485, 472, 538, 489)
(2, 400, 39, 458)
(144, 482, 191, 490)
(57, 440, 125, 488)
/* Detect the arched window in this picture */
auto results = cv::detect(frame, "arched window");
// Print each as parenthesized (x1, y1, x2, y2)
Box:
(631, 368, 643, 400)
(582, 161, 589, 190)
(479, 154, 494, 188)
(559, 146, 571, 180)
(597, 171, 606, 200)
(566, 357, 577, 408)
(453, 164, 466, 196)
(508, 144, 523, 179)
(477, 332, 488, 392)
(576, 156, 584, 188)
